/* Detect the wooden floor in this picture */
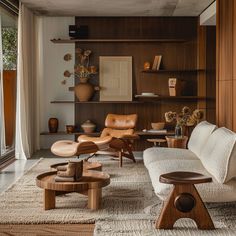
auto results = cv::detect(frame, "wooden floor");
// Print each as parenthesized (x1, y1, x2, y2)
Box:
(0, 224, 95, 236)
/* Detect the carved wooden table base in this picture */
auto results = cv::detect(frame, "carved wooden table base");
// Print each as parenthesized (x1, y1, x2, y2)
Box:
(156, 172, 215, 230)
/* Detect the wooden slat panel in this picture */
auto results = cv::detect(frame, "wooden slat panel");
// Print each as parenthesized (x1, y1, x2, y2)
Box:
(216, 0, 236, 131)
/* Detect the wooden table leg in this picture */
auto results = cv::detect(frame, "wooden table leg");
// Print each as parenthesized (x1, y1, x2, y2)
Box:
(88, 188, 102, 210)
(44, 189, 56, 210)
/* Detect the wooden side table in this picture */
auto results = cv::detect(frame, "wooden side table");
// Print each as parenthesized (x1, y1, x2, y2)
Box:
(165, 136, 188, 149)
(156, 171, 215, 230)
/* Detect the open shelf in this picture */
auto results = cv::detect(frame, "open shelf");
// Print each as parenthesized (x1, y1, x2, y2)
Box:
(40, 131, 100, 136)
(51, 38, 189, 43)
(141, 69, 205, 73)
(50, 101, 142, 104)
(50, 96, 206, 104)
(40, 130, 175, 136)
(136, 131, 175, 136)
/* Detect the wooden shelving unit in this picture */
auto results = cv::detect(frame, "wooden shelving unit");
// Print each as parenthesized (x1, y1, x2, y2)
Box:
(40, 131, 175, 136)
(40, 131, 100, 136)
(50, 96, 206, 104)
(51, 38, 189, 44)
(141, 69, 205, 73)
(50, 101, 143, 104)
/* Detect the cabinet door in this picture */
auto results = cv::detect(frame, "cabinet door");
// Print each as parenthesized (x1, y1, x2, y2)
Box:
(99, 56, 132, 101)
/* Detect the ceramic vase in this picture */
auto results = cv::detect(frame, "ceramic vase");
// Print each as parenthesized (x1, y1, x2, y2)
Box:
(74, 82, 94, 102)
(48, 118, 58, 133)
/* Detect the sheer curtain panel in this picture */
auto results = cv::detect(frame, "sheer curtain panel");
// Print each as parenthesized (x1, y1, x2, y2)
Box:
(15, 4, 40, 159)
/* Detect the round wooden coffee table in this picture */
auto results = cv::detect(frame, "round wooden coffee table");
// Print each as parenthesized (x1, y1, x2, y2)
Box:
(50, 161, 102, 171)
(36, 170, 110, 210)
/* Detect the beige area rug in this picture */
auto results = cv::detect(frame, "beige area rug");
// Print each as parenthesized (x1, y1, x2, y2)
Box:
(0, 156, 235, 236)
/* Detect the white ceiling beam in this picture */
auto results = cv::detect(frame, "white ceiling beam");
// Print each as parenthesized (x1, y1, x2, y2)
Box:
(200, 1, 216, 26)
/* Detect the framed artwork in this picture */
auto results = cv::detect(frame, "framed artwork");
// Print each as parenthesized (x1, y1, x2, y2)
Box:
(99, 56, 132, 101)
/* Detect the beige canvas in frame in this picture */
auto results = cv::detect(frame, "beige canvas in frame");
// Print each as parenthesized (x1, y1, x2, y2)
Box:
(99, 56, 132, 101)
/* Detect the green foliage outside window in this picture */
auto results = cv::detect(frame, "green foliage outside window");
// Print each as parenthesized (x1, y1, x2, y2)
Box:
(2, 27, 17, 70)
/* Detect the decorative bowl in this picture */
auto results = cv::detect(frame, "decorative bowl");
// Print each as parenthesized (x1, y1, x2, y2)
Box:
(81, 120, 96, 133)
(151, 122, 165, 130)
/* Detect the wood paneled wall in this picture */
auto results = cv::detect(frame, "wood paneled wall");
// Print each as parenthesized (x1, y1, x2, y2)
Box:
(216, 0, 236, 131)
(74, 17, 216, 150)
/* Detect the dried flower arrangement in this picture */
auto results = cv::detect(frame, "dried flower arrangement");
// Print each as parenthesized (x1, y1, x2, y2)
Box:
(61, 48, 96, 85)
(165, 106, 204, 127)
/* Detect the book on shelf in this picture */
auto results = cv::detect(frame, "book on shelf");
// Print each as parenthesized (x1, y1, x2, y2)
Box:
(147, 129, 167, 133)
(152, 55, 162, 70)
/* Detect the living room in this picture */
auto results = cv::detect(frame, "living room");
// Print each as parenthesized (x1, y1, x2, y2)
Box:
(0, 0, 235, 235)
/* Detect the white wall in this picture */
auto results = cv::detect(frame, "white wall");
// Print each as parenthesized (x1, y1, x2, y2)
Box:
(39, 17, 75, 149)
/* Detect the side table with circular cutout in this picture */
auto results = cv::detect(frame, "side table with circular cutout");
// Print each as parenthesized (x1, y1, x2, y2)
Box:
(165, 136, 188, 149)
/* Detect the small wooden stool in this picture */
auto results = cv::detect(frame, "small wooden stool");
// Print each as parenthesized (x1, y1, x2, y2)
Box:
(156, 172, 215, 230)
(147, 139, 167, 147)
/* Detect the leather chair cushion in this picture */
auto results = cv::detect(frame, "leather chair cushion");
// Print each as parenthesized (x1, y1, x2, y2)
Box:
(51, 140, 80, 157)
(105, 114, 137, 129)
(78, 135, 113, 150)
(101, 128, 134, 138)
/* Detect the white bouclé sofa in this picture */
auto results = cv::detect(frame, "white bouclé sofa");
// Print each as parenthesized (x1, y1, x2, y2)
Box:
(143, 121, 236, 202)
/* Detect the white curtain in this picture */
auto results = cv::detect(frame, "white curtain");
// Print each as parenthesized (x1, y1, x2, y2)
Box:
(0, 16, 6, 156)
(15, 3, 40, 159)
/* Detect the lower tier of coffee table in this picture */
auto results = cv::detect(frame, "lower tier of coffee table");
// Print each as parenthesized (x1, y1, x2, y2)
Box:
(44, 187, 102, 210)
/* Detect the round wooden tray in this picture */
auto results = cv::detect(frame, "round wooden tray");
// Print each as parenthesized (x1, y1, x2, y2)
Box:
(36, 170, 110, 192)
(50, 161, 102, 171)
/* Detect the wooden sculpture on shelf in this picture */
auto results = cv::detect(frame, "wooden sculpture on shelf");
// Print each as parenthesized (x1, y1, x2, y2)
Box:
(55, 161, 83, 182)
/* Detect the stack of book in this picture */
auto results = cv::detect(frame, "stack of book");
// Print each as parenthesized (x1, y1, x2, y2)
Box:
(152, 55, 162, 70)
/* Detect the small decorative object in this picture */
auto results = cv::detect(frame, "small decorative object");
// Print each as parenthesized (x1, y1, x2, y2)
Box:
(64, 53, 72, 61)
(165, 107, 204, 138)
(151, 122, 165, 130)
(48, 118, 58, 133)
(168, 78, 182, 96)
(143, 62, 151, 70)
(152, 55, 162, 70)
(64, 70, 72, 77)
(55, 161, 83, 182)
(66, 125, 75, 133)
(69, 25, 89, 39)
(81, 120, 96, 133)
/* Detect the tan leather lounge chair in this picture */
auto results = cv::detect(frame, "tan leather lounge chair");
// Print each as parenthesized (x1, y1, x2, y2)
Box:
(78, 114, 139, 167)
(51, 114, 138, 167)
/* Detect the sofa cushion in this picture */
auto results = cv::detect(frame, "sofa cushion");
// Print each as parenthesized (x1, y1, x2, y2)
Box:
(147, 159, 236, 202)
(188, 121, 216, 156)
(200, 127, 236, 183)
(143, 147, 198, 168)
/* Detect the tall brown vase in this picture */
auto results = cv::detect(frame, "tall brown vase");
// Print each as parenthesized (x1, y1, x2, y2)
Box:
(48, 118, 59, 133)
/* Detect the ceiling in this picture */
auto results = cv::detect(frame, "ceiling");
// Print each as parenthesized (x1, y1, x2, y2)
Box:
(0, 6, 17, 27)
(21, 0, 215, 17)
